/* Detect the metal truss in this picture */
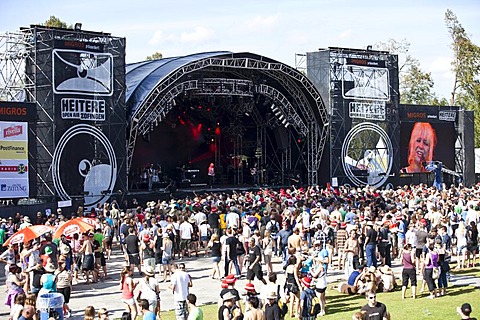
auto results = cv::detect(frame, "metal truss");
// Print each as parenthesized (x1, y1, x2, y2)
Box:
(128, 55, 327, 185)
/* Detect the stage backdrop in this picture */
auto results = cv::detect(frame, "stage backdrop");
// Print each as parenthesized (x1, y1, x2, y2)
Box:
(25, 26, 126, 208)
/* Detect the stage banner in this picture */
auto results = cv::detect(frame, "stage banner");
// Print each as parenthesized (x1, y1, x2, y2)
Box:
(50, 37, 126, 209)
(0, 121, 29, 198)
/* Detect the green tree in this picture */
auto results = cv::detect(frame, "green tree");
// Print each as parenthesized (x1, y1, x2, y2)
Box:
(445, 9, 480, 146)
(375, 39, 439, 105)
(146, 52, 163, 61)
(43, 16, 70, 29)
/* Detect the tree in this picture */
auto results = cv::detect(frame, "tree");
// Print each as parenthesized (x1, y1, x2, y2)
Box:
(146, 52, 163, 61)
(43, 16, 70, 29)
(445, 9, 480, 146)
(375, 39, 439, 105)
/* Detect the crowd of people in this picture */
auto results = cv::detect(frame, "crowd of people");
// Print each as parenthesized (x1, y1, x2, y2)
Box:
(0, 182, 479, 319)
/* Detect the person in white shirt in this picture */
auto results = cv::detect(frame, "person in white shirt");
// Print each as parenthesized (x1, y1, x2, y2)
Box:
(169, 263, 192, 320)
(226, 209, 240, 229)
(179, 218, 194, 259)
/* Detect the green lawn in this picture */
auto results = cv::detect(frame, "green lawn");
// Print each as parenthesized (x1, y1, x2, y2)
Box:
(145, 268, 480, 320)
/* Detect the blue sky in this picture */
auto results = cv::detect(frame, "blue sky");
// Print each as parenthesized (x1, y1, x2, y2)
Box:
(1, 0, 479, 99)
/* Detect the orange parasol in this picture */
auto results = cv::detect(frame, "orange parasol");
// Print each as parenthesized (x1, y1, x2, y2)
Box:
(3, 225, 55, 246)
(53, 217, 95, 238)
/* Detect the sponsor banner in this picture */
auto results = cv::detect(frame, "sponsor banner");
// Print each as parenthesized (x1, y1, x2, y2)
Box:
(0, 141, 28, 159)
(0, 178, 29, 198)
(346, 58, 386, 68)
(399, 105, 459, 123)
(0, 122, 28, 141)
(54, 39, 105, 53)
(0, 159, 28, 178)
(0, 102, 36, 121)
(60, 98, 106, 121)
(349, 101, 386, 121)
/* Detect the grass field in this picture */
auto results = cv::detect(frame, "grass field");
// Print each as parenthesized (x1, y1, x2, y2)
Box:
(155, 268, 480, 320)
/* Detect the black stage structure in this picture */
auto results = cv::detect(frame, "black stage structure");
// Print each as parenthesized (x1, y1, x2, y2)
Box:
(126, 52, 329, 192)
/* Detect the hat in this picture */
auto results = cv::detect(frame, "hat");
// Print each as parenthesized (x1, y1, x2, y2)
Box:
(368, 266, 377, 273)
(163, 233, 170, 238)
(379, 265, 393, 275)
(23, 216, 30, 223)
(461, 303, 472, 315)
(221, 280, 228, 289)
(188, 217, 196, 224)
(222, 292, 236, 301)
(44, 263, 56, 273)
(244, 282, 257, 293)
(266, 291, 278, 300)
(340, 222, 347, 229)
(144, 266, 155, 276)
(60, 246, 70, 255)
(420, 218, 427, 225)
(44, 246, 53, 255)
(166, 224, 173, 230)
(225, 274, 236, 284)
(301, 276, 312, 288)
(143, 234, 151, 242)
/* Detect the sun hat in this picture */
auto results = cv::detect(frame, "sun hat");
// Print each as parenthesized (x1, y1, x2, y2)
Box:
(143, 234, 151, 242)
(266, 291, 278, 299)
(44, 263, 56, 273)
(301, 276, 312, 288)
(60, 245, 70, 255)
(44, 246, 53, 255)
(225, 274, 236, 284)
(222, 292, 236, 301)
(244, 282, 257, 293)
(221, 280, 228, 289)
(144, 266, 155, 276)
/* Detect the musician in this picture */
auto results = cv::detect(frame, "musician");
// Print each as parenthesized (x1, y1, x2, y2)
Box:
(208, 163, 215, 187)
(250, 163, 259, 186)
(400, 122, 437, 173)
(147, 163, 155, 191)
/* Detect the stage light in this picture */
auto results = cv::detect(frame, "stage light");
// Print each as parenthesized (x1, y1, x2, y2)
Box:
(74, 23, 82, 31)
(367, 45, 373, 51)
(284, 123, 290, 128)
(324, 122, 330, 127)
(279, 114, 285, 121)
(245, 112, 250, 116)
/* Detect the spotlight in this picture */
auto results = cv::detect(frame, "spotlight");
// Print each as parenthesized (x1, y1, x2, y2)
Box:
(74, 23, 82, 31)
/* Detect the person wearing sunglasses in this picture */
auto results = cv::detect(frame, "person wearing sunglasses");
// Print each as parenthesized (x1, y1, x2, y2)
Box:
(360, 291, 390, 320)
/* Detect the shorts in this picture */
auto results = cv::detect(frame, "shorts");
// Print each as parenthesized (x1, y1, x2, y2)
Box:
(162, 256, 172, 265)
(246, 265, 263, 281)
(104, 237, 113, 248)
(174, 300, 187, 320)
(180, 239, 191, 251)
(212, 256, 221, 263)
(57, 286, 71, 303)
(315, 287, 327, 293)
(128, 253, 140, 266)
(200, 236, 209, 242)
(74, 255, 82, 271)
(122, 298, 136, 306)
(263, 254, 272, 265)
(83, 254, 94, 271)
(415, 248, 423, 259)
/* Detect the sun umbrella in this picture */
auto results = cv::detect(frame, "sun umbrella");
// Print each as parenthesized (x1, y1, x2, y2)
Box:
(53, 217, 94, 238)
(3, 225, 54, 246)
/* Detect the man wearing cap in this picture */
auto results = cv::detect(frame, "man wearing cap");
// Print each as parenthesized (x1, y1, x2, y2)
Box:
(299, 276, 316, 320)
(19, 216, 32, 230)
(457, 303, 477, 320)
(179, 217, 193, 259)
(264, 290, 284, 320)
(219, 292, 240, 320)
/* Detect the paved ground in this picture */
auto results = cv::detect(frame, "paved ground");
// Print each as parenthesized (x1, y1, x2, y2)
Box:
(1, 247, 479, 320)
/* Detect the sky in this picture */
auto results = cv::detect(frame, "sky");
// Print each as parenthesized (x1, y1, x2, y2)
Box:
(1, 0, 479, 100)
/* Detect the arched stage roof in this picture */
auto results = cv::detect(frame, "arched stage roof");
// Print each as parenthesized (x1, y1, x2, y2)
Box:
(125, 51, 328, 185)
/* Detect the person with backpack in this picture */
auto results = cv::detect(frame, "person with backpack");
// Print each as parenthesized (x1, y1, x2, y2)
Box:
(264, 290, 285, 320)
(299, 276, 319, 320)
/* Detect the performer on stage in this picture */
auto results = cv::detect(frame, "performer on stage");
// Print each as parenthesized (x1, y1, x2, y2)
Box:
(147, 163, 155, 191)
(400, 122, 437, 173)
(208, 163, 215, 188)
(250, 163, 259, 186)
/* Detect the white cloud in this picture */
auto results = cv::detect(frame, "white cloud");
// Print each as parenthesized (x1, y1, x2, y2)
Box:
(429, 56, 452, 74)
(149, 26, 215, 46)
(337, 28, 352, 40)
(244, 15, 279, 31)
